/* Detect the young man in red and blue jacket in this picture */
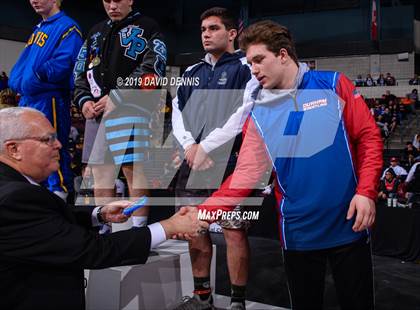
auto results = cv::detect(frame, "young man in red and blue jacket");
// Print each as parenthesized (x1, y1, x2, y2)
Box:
(9, 0, 83, 200)
(199, 20, 383, 309)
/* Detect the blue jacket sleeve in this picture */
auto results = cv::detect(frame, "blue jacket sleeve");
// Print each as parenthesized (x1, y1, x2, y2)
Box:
(8, 47, 31, 94)
(35, 26, 83, 84)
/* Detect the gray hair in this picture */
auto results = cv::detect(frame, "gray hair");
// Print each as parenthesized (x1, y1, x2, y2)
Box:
(0, 107, 45, 153)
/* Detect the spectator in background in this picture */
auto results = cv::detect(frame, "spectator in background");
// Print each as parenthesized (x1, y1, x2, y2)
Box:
(381, 157, 407, 179)
(409, 74, 420, 85)
(398, 102, 409, 120)
(406, 164, 420, 206)
(372, 100, 382, 117)
(378, 168, 400, 201)
(409, 89, 418, 108)
(403, 142, 419, 162)
(387, 99, 397, 109)
(354, 74, 365, 87)
(369, 102, 375, 116)
(384, 90, 397, 105)
(376, 115, 389, 138)
(389, 101, 402, 123)
(388, 99, 405, 120)
(406, 160, 420, 183)
(365, 74, 375, 87)
(378, 103, 386, 115)
(381, 107, 397, 132)
(413, 133, 420, 150)
(377, 73, 386, 86)
(401, 94, 415, 115)
(0, 89, 17, 109)
(0, 72, 8, 91)
(403, 154, 417, 172)
(385, 72, 396, 86)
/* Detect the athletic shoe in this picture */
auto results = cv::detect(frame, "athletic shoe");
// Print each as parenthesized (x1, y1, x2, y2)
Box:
(229, 302, 245, 310)
(172, 295, 214, 310)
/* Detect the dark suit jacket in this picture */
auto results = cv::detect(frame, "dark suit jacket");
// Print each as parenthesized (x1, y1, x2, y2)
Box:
(0, 162, 151, 310)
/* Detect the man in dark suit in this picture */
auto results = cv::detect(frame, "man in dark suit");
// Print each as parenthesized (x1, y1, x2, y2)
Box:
(0, 107, 207, 310)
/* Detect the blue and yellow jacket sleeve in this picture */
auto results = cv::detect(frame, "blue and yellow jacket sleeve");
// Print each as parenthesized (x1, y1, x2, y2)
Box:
(36, 25, 83, 86)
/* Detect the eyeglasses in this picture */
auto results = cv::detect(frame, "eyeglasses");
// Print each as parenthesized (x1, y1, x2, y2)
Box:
(7, 133, 58, 146)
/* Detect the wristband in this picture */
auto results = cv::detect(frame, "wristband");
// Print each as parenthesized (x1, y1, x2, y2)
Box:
(97, 206, 105, 224)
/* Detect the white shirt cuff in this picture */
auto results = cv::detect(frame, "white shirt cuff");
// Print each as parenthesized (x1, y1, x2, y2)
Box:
(92, 212, 167, 249)
(148, 222, 167, 250)
(200, 140, 212, 154)
(91, 206, 101, 227)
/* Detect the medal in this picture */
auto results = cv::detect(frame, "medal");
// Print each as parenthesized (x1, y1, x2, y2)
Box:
(92, 56, 101, 67)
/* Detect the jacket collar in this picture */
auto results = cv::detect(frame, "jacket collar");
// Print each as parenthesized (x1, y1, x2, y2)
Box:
(39, 11, 65, 25)
(202, 50, 245, 68)
(252, 62, 310, 105)
(107, 10, 141, 26)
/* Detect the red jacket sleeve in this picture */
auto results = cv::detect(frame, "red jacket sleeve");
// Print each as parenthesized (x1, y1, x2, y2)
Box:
(198, 117, 271, 213)
(336, 74, 383, 200)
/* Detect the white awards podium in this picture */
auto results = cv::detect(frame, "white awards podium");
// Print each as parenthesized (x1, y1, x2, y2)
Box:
(84, 240, 216, 310)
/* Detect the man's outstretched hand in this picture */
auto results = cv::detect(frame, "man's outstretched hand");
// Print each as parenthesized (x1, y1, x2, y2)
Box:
(101, 200, 131, 223)
(160, 206, 208, 240)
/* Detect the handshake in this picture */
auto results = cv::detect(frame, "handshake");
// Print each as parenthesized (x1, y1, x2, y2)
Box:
(160, 206, 209, 240)
(100, 201, 209, 240)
